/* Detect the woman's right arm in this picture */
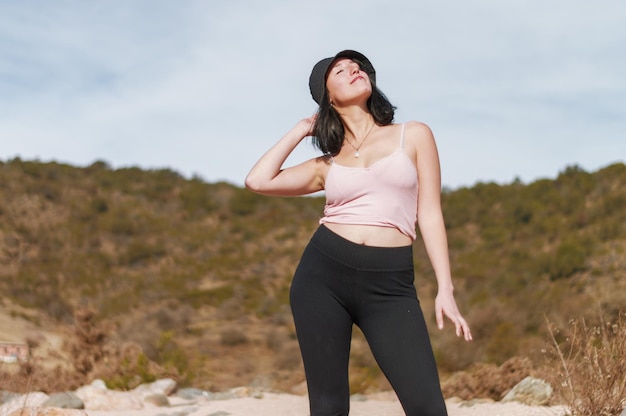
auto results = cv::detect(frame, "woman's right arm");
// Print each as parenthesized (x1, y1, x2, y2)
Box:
(245, 116, 326, 197)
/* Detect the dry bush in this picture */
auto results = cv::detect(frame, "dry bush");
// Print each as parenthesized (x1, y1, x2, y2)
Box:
(544, 313, 626, 416)
(274, 344, 302, 371)
(0, 359, 84, 393)
(69, 308, 179, 390)
(441, 356, 533, 400)
(265, 329, 289, 352)
(91, 341, 177, 390)
(220, 328, 249, 346)
(0, 307, 176, 393)
(0, 307, 109, 393)
(69, 308, 111, 376)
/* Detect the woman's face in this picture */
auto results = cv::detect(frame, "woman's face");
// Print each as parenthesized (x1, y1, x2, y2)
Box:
(325, 58, 372, 107)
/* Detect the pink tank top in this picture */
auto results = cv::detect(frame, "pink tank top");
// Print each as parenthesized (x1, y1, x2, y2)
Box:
(319, 123, 419, 240)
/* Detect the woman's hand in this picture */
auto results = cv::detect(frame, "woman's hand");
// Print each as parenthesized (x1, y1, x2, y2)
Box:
(296, 113, 317, 138)
(435, 289, 473, 341)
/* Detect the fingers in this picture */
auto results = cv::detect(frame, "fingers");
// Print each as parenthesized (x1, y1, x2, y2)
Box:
(441, 309, 473, 342)
(435, 295, 473, 341)
(455, 316, 473, 341)
(436, 307, 444, 330)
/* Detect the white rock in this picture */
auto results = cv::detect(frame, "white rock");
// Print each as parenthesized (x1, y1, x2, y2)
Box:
(502, 376, 552, 406)
(132, 378, 177, 397)
(75, 384, 143, 411)
(89, 379, 108, 390)
(152, 378, 177, 396)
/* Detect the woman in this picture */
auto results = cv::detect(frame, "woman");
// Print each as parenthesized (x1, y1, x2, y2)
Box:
(246, 50, 472, 416)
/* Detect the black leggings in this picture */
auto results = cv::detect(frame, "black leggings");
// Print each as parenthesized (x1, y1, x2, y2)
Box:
(290, 225, 447, 416)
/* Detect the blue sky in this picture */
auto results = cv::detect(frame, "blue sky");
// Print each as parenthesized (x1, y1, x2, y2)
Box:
(1, 0, 625, 190)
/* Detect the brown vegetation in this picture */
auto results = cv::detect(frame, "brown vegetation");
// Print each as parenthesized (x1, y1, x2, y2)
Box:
(0, 158, 625, 399)
(544, 313, 626, 416)
(0, 308, 175, 392)
(441, 356, 534, 401)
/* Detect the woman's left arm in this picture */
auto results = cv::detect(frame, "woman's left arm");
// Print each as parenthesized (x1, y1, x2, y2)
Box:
(408, 122, 473, 341)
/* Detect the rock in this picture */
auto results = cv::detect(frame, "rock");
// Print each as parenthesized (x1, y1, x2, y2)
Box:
(42, 392, 84, 409)
(1, 391, 19, 405)
(228, 387, 251, 398)
(175, 388, 210, 401)
(88, 379, 107, 390)
(0, 392, 49, 415)
(132, 378, 178, 397)
(143, 393, 170, 407)
(445, 396, 463, 405)
(74, 380, 143, 411)
(154, 378, 178, 395)
(225, 387, 263, 399)
(5, 408, 88, 416)
(501, 376, 552, 406)
(351, 394, 367, 402)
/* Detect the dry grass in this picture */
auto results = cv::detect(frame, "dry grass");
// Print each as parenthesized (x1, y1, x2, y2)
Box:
(544, 313, 626, 416)
(0, 308, 176, 393)
(441, 356, 533, 400)
(0, 359, 83, 394)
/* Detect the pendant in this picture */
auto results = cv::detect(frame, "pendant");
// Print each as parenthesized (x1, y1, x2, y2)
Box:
(354, 151, 360, 158)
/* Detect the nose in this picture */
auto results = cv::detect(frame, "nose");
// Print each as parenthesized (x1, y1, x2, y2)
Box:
(350, 63, 360, 74)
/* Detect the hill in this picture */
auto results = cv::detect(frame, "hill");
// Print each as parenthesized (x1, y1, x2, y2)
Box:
(1, 158, 625, 392)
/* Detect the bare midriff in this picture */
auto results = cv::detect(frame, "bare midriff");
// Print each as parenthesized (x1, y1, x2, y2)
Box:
(323, 223, 413, 247)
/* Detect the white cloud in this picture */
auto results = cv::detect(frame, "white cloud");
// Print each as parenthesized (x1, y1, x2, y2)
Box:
(1, 0, 624, 189)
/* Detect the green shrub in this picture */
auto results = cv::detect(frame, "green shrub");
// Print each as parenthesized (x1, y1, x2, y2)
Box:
(179, 181, 218, 215)
(154, 331, 193, 384)
(104, 350, 158, 390)
(121, 240, 167, 266)
(548, 237, 590, 280)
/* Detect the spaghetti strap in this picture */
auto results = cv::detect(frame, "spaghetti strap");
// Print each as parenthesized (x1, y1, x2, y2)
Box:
(400, 123, 406, 149)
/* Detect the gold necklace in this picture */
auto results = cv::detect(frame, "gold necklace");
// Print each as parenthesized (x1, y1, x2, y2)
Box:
(345, 122, 376, 158)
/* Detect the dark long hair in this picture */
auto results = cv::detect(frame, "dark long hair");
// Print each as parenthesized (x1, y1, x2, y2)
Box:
(311, 67, 396, 156)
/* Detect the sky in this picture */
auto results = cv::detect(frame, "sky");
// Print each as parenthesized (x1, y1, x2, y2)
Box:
(1, 0, 625, 191)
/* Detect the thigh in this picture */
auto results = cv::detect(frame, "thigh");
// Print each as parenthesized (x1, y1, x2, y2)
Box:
(290, 244, 353, 416)
(357, 273, 447, 416)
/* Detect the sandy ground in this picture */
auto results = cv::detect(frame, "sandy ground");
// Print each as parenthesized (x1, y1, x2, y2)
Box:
(85, 393, 569, 416)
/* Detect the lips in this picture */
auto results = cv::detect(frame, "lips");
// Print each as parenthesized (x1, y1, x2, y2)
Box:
(350, 75, 365, 84)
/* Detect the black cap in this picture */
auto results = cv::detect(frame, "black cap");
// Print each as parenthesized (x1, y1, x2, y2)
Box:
(308, 50, 376, 105)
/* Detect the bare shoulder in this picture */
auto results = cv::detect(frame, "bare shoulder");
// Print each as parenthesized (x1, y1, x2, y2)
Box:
(402, 121, 437, 158)
(403, 121, 435, 142)
(402, 122, 441, 186)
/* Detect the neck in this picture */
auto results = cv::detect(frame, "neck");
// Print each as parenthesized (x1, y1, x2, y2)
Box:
(338, 107, 375, 140)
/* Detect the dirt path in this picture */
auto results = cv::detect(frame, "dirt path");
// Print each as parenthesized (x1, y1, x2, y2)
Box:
(85, 393, 568, 416)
